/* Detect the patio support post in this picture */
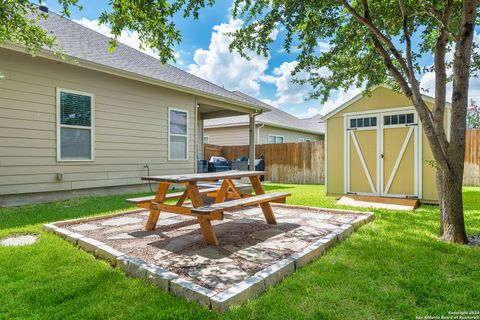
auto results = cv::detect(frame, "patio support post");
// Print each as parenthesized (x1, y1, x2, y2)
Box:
(249, 113, 256, 171)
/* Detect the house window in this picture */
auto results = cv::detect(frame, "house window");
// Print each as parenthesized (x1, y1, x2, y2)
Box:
(298, 138, 305, 142)
(57, 88, 94, 161)
(268, 134, 284, 144)
(203, 136, 209, 144)
(169, 108, 188, 160)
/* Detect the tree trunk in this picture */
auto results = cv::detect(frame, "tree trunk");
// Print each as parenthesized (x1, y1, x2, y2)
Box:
(437, 167, 468, 244)
(345, 0, 476, 244)
(437, 0, 477, 244)
(435, 169, 444, 236)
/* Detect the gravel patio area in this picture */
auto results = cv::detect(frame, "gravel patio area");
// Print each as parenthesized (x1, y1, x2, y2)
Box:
(45, 203, 373, 311)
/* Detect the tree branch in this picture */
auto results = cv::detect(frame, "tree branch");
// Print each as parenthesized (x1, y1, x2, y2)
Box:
(407, 10, 454, 38)
(351, 0, 450, 172)
(398, 0, 415, 83)
(398, 0, 425, 109)
(371, 38, 411, 95)
(358, 0, 410, 93)
(433, 0, 453, 154)
(338, 0, 411, 80)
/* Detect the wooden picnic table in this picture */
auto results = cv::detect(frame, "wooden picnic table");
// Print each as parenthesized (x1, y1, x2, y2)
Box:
(131, 170, 290, 245)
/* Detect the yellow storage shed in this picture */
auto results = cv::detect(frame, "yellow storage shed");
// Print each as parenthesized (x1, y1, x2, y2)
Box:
(322, 86, 451, 203)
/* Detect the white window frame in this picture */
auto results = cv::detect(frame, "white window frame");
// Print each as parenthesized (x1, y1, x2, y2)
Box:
(382, 112, 415, 128)
(348, 115, 378, 130)
(268, 134, 285, 144)
(56, 88, 95, 162)
(203, 136, 209, 144)
(168, 107, 189, 161)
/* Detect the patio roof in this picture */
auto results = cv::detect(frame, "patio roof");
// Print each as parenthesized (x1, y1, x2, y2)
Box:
(204, 92, 325, 135)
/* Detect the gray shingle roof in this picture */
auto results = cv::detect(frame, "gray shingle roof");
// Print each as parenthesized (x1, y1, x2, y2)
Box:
(205, 91, 324, 135)
(28, 11, 266, 110)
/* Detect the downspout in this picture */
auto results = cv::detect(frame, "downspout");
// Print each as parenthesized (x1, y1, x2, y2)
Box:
(194, 97, 199, 173)
(257, 122, 265, 144)
(249, 110, 263, 171)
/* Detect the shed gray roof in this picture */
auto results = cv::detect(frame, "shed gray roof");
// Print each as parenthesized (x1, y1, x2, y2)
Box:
(205, 91, 325, 135)
(24, 11, 267, 111)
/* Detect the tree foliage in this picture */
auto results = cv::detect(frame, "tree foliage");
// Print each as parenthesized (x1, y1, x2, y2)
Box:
(2, 1, 478, 88)
(467, 99, 480, 128)
(0, 0, 81, 54)
(231, 1, 479, 100)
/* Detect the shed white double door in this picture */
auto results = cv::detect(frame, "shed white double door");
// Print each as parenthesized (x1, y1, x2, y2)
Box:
(346, 109, 421, 198)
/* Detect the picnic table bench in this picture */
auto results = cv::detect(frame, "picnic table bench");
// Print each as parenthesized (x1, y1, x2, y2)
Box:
(127, 170, 290, 245)
(126, 187, 222, 209)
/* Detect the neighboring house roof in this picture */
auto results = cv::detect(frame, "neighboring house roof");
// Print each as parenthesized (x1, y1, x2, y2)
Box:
(321, 85, 451, 121)
(204, 91, 325, 135)
(6, 10, 269, 112)
(301, 113, 325, 130)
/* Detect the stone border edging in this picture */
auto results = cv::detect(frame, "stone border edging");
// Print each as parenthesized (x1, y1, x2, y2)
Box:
(43, 207, 374, 313)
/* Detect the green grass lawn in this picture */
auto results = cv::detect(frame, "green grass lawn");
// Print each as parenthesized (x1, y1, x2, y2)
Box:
(1, 185, 479, 319)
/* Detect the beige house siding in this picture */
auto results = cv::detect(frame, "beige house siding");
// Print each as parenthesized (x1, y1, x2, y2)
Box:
(325, 86, 440, 202)
(0, 48, 196, 196)
(204, 124, 322, 146)
(204, 125, 249, 146)
(258, 125, 322, 144)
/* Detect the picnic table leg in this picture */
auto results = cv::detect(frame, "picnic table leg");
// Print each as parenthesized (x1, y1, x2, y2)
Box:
(187, 182, 219, 246)
(145, 182, 170, 231)
(197, 218, 219, 246)
(214, 179, 230, 203)
(225, 179, 242, 198)
(249, 176, 277, 225)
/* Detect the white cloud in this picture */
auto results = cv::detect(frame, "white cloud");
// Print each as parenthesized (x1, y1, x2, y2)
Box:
(73, 18, 160, 59)
(187, 18, 274, 96)
(277, 46, 301, 54)
(320, 87, 363, 115)
(420, 32, 480, 103)
(259, 98, 279, 108)
(262, 61, 335, 112)
(268, 28, 279, 42)
(263, 61, 312, 105)
(272, 85, 362, 119)
(289, 86, 362, 118)
(295, 107, 323, 118)
(316, 41, 331, 53)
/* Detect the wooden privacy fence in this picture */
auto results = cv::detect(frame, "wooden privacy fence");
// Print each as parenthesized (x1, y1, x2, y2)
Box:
(206, 130, 479, 186)
(204, 144, 223, 159)
(204, 141, 325, 184)
(464, 129, 480, 186)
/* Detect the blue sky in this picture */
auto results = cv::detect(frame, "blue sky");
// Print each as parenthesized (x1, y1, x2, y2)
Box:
(44, 1, 480, 117)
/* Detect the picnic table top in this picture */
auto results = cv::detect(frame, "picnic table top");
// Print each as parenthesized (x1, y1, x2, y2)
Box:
(141, 170, 266, 183)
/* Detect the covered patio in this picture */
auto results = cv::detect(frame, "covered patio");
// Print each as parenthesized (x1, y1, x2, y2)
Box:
(195, 95, 266, 172)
